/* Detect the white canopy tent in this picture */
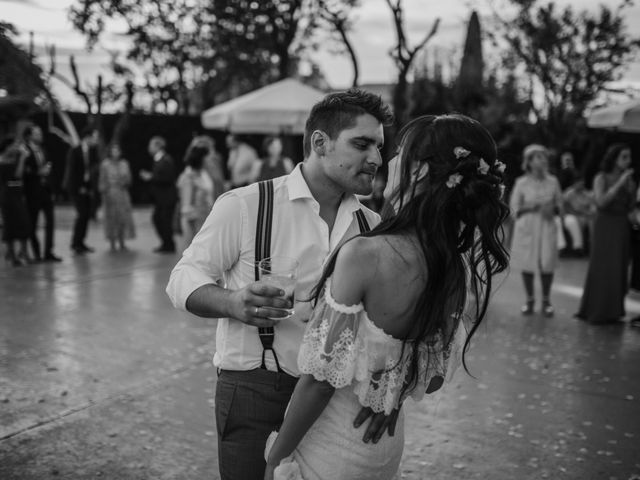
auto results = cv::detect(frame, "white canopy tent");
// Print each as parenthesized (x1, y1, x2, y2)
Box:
(200, 78, 325, 134)
(587, 100, 640, 133)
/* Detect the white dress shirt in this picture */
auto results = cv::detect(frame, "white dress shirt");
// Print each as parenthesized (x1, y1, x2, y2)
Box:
(166, 164, 379, 376)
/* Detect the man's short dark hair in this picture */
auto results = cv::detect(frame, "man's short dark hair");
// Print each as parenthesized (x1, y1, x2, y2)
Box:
(303, 89, 394, 158)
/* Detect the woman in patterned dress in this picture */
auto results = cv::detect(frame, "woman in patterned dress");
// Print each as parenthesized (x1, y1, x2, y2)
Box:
(98, 144, 135, 251)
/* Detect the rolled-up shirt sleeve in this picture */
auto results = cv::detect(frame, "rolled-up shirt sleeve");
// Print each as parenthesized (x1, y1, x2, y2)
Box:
(166, 192, 245, 311)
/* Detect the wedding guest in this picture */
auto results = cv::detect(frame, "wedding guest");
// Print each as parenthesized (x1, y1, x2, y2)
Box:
(510, 144, 563, 317)
(557, 150, 578, 190)
(227, 134, 259, 188)
(561, 177, 596, 256)
(186, 135, 226, 202)
(577, 143, 635, 324)
(256, 136, 294, 182)
(140, 136, 177, 253)
(20, 125, 61, 262)
(63, 127, 100, 255)
(98, 143, 135, 251)
(176, 145, 215, 247)
(0, 137, 31, 266)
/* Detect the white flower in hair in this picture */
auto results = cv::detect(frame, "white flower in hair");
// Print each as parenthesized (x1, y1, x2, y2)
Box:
(453, 146, 471, 159)
(495, 160, 507, 174)
(478, 158, 490, 175)
(446, 173, 464, 189)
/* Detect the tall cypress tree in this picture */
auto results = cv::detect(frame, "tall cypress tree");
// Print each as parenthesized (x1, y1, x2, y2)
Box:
(456, 11, 485, 116)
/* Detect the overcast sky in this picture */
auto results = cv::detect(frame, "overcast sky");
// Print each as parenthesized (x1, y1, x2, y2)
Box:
(2, 0, 640, 111)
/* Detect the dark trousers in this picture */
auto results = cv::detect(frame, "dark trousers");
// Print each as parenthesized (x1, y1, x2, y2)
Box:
(26, 191, 55, 258)
(215, 369, 298, 480)
(152, 203, 176, 249)
(71, 194, 92, 249)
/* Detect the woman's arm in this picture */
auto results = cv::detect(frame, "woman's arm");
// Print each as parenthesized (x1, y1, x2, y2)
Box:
(265, 238, 376, 474)
(265, 375, 335, 469)
(595, 172, 632, 208)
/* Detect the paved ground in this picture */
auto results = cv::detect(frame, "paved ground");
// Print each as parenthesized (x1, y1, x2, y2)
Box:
(1, 206, 639, 480)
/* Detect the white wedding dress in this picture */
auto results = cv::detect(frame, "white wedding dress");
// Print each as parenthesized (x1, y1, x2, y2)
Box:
(265, 280, 464, 480)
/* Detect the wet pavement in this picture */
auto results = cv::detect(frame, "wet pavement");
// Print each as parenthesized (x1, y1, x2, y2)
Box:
(1, 206, 639, 480)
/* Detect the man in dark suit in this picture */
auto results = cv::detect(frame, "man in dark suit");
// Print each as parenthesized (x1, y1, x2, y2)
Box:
(20, 125, 62, 262)
(64, 127, 100, 254)
(140, 136, 177, 253)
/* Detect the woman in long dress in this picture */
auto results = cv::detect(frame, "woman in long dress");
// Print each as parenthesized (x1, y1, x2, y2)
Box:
(176, 146, 214, 247)
(576, 143, 635, 324)
(509, 144, 563, 317)
(0, 138, 31, 266)
(264, 114, 510, 480)
(98, 144, 135, 251)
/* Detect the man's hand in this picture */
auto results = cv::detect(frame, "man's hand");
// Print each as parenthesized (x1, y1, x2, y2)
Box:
(139, 169, 152, 181)
(228, 282, 293, 328)
(353, 406, 400, 444)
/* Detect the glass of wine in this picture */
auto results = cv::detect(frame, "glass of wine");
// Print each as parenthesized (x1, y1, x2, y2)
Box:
(258, 256, 298, 320)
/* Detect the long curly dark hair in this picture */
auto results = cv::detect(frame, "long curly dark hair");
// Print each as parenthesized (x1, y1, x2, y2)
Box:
(314, 114, 511, 399)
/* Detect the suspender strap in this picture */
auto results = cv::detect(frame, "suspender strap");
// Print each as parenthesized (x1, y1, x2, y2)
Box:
(255, 180, 282, 372)
(355, 209, 371, 233)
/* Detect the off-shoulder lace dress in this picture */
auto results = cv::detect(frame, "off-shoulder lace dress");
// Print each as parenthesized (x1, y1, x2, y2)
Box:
(265, 280, 464, 480)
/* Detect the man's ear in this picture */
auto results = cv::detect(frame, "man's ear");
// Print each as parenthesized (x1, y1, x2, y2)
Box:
(311, 130, 328, 156)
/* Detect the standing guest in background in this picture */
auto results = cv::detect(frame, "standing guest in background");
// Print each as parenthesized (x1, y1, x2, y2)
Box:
(64, 127, 100, 255)
(187, 135, 226, 202)
(510, 144, 563, 317)
(227, 134, 259, 188)
(176, 145, 215, 248)
(256, 136, 294, 182)
(577, 143, 635, 325)
(0, 138, 31, 266)
(140, 136, 177, 253)
(561, 177, 596, 256)
(20, 125, 61, 262)
(98, 144, 135, 252)
(557, 150, 578, 190)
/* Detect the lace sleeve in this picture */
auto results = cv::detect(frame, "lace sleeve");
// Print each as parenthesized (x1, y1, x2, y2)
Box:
(297, 283, 365, 389)
(298, 280, 466, 414)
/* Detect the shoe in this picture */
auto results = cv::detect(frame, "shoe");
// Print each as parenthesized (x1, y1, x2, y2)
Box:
(630, 316, 640, 328)
(80, 245, 95, 253)
(542, 302, 554, 318)
(154, 245, 176, 253)
(71, 246, 86, 255)
(521, 300, 535, 316)
(43, 253, 63, 262)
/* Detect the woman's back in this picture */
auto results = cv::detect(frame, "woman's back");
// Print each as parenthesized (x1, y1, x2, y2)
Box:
(332, 234, 427, 340)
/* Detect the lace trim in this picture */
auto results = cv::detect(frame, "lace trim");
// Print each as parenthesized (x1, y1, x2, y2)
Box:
(323, 280, 364, 314)
(299, 290, 463, 414)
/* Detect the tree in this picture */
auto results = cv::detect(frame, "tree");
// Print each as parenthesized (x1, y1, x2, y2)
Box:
(385, 0, 440, 126)
(0, 22, 79, 145)
(493, 0, 640, 146)
(456, 11, 485, 116)
(315, 0, 361, 87)
(69, 0, 315, 113)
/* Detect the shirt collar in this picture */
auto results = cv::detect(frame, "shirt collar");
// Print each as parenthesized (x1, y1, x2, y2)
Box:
(286, 163, 361, 213)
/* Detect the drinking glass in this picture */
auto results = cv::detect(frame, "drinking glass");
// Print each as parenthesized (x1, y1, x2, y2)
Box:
(258, 256, 298, 320)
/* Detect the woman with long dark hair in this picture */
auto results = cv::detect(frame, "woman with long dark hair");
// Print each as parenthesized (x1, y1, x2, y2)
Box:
(577, 143, 635, 324)
(263, 114, 510, 480)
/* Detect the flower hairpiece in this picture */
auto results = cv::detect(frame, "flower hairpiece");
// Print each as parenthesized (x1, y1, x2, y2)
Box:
(446, 173, 464, 189)
(478, 158, 490, 175)
(495, 160, 507, 174)
(454, 147, 471, 159)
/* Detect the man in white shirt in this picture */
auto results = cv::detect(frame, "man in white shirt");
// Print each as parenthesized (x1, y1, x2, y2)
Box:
(166, 89, 393, 480)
